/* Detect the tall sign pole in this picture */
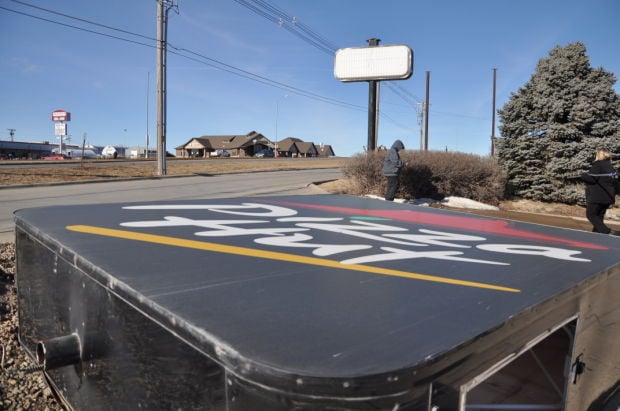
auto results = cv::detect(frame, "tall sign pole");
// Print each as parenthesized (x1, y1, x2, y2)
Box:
(52, 109, 70, 156)
(366, 38, 380, 151)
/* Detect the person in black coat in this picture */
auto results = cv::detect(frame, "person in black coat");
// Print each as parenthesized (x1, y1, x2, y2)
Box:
(580, 149, 620, 235)
(381, 140, 405, 201)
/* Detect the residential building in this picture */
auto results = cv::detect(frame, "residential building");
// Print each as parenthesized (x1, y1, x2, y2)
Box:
(316, 143, 335, 157)
(175, 131, 336, 158)
(175, 131, 270, 158)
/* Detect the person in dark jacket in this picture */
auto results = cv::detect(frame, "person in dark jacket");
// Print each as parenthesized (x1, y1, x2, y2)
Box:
(580, 149, 620, 235)
(381, 140, 405, 201)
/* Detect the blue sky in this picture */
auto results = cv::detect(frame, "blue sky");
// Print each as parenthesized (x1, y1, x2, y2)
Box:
(1, 0, 619, 157)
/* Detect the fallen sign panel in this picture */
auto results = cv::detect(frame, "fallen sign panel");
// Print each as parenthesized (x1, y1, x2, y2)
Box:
(14, 194, 620, 410)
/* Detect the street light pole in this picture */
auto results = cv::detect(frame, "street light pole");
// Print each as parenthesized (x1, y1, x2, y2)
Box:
(146, 71, 150, 159)
(275, 94, 288, 157)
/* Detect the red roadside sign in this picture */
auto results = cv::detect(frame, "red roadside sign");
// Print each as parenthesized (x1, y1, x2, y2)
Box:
(51, 109, 71, 122)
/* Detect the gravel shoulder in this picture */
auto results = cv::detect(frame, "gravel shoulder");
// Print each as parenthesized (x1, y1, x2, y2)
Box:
(1, 242, 62, 410)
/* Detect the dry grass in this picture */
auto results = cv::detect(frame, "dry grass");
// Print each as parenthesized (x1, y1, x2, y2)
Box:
(0, 157, 347, 187)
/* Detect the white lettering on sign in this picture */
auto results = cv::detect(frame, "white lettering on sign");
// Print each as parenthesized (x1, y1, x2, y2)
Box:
(51, 110, 70, 121)
(124, 203, 297, 217)
(255, 233, 371, 257)
(378, 229, 485, 248)
(122, 216, 304, 237)
(54, 123, 67, 136)
(341, 248, 507, 266)
(476, 244, 589, 262)
(121, 203, 591, 265)
(294, 220, 412, 246)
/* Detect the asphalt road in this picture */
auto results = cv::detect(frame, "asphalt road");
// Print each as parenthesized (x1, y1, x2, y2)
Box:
(0, 168, 342, 243)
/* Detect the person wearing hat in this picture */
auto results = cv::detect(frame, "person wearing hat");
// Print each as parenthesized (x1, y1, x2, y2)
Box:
(381, 140, 405, 201)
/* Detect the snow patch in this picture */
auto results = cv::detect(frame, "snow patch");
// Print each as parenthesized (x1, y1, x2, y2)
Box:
(365, 195, 499, 211)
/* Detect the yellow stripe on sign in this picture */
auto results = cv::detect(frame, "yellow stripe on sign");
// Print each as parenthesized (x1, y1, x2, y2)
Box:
(66, 225, 520, 293)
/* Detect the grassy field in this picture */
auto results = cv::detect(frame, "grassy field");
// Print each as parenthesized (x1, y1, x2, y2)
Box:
(0, 157, 347, 187)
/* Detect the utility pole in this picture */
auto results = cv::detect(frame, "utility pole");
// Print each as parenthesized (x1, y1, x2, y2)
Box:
(374, 82, 380, 150)
(146, 71, 150, 159)
(416, 103, 425, 150)
(81, 132, 87, 167)
(156, 0, 177, 176)
(275, 94, 288, 157)
(7, 128, 15, 142)
(491, 68, 497, 156)
(424, 71, 430, 151)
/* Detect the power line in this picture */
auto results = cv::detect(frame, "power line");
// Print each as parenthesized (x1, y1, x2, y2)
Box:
(9, 0, 155, 42)
(385, 83, 420, 108)
(167, 47, 366, 111)
(3, 1, 442, 129)
(1, 1, 364, 113)
(234, 0, 422, 118)
(232, 0, 338, 55)
(431, 110, 486, 120)
(0, 5, 154, 48)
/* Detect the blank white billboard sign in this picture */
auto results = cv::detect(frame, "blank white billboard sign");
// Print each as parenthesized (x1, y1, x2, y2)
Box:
(334, 44, 413, 82)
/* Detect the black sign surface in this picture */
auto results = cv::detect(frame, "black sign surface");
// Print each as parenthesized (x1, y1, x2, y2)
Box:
(14, 195, 620, 380)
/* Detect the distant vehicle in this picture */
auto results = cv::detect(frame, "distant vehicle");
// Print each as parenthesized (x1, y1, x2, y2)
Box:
(101, 145, 119, 159)
(254, 149, 274, 158)
(42, 154, 67, 160)
(50, 148, 98, 159)
(211, 149, 230, 157)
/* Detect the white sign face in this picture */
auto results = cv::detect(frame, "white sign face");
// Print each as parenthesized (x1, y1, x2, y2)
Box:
(334, 44, 413, 82)
(55, 123, 67, 136)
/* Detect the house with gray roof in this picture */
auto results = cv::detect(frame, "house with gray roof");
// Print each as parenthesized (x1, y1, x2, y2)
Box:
(175, 131, 336, 159)
(275, 137, 302, 157)
(295, 141, 318, 157)
(175, 131, 270, 158)
(316, 143, 335, 157)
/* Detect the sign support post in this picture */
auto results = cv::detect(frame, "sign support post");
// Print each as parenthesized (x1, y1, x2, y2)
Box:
(366, 38, 380, 151)
(52, 110, 71, 158)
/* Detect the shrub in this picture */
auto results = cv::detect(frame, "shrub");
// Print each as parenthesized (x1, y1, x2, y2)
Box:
(341, 151, 385, 196)
(343, 150, 507, 205)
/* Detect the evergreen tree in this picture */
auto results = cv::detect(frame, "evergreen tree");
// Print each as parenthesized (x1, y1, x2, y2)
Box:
(496, 42, 620, 203)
